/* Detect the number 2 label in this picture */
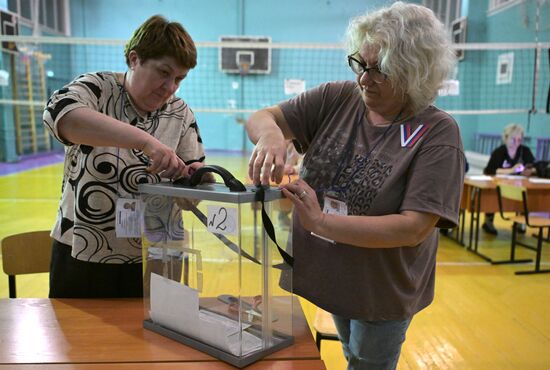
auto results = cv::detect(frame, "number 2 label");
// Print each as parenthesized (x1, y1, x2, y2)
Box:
(207, 205, 238, 236)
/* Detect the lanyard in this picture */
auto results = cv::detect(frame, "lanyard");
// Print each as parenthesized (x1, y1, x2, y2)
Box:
(329, 107, 404, 193)
(115, 72, 127, 197)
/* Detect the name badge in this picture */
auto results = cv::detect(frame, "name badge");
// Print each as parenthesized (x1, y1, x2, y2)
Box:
(115, 198, 143, 238)
(322, 196, 348, 216)
(310, 196, 348, 244)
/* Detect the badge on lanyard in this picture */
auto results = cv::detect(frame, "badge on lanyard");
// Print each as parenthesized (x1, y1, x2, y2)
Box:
(323, 195, 348, 215)
(310, 195, 348, 244)
(116, 198, 143, 238)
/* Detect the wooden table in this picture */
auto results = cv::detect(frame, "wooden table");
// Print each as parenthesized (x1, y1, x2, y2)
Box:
(0, 298, 325, 369)
(0, 362, 326, 369)
(460, 176, 550, 263)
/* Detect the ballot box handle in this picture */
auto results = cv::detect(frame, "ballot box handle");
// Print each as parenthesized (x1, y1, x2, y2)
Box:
(177, 165, 247, 192)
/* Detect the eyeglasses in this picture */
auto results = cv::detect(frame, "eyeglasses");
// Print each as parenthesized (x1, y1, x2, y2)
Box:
(347, 54, 388, 84)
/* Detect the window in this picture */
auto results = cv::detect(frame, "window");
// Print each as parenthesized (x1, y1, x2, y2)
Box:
(423, 0, 462, 31)
(7, 0, 69, 35)
(424, 1, 465, 60)
(489, 0, 524, 14)
(451, 17, 467, 60)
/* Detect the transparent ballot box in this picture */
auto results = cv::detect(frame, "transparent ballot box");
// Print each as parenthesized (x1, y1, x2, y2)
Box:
(139, 166, 294, 368)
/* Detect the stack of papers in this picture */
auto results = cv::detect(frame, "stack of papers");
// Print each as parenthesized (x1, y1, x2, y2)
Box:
(199, 310, 262, 356)
(495, 174, 526, 179)
(529, 178, 550, 184)
(467, 175, 493, 181)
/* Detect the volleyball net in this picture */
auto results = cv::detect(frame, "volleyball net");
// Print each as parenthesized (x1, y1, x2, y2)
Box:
(0, 35, 549, 154)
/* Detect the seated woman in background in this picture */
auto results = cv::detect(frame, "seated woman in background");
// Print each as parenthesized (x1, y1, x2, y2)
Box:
(482, 123, 536, 235)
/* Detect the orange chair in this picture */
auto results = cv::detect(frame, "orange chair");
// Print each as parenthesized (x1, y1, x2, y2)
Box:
(313, 307, 339, 350)
(1, 230, 52, 297)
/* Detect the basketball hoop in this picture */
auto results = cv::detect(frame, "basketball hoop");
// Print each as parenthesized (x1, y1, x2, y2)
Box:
(238, 62, 250, 76)
(236, 50, 254, 76)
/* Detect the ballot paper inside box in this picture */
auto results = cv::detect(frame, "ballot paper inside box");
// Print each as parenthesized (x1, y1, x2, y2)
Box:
(138, 168, 294, 368)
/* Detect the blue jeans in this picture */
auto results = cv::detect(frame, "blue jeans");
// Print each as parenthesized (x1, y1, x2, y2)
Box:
(332, 314, 412, 370)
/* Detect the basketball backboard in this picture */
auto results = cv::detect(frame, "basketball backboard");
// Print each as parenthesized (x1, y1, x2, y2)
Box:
(219, 36, 271, 74)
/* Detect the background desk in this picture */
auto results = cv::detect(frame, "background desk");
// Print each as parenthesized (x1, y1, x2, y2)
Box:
(461, 176, 550, 262)
(0, 298, 324, 369)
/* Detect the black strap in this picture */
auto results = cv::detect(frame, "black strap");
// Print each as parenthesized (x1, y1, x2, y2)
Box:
(255, 186, 294, 268)
(189, 206, 263, 265)
(189, 203, 292, 270)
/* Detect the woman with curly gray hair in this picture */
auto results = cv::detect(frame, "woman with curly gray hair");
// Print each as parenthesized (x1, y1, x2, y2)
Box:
(246, 2, 465, 369)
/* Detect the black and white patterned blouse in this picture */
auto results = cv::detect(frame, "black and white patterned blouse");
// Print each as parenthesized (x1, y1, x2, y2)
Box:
(43, 72, 205, 263)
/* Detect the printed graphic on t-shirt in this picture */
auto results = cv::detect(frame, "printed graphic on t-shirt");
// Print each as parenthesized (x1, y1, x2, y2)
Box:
(304, 140, 393, 216)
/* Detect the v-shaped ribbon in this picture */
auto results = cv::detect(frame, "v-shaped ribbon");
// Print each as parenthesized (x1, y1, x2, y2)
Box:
(400, 123, 428, 148)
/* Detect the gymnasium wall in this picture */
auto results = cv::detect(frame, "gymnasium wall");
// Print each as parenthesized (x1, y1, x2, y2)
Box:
(67, 0, 390, 153)
(457, 0, 550, 152)
(1, 0, 549, 161)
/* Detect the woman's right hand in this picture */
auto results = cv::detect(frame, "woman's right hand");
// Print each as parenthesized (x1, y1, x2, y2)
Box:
(511, 163, 525, 174)
(245, 106, 293, 185)
(142, 137, 187, 180)
(248, 130, 287, 185)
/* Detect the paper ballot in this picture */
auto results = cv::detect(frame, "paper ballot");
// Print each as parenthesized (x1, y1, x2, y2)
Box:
(529, 178, 550, 184)
(150, 273, 263, 356)
(150, 273, 200, 338)
(467, 175, 493, 181)
(199, 310, 262, 356)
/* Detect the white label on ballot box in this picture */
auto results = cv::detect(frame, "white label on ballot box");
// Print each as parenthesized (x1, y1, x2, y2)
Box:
(207, 205, 238, 235)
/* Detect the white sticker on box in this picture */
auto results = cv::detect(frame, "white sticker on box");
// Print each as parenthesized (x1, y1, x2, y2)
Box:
(207, 205, 238, 236)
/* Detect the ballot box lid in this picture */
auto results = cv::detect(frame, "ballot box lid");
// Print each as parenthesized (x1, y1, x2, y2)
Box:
(139, 182, 283, 204)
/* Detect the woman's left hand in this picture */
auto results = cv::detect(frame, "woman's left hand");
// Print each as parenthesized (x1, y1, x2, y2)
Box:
(173, 162, 215, 210)
(185, 162, 216, 183)
(520, 166, 536, 177)
(280, 179, 325, 232)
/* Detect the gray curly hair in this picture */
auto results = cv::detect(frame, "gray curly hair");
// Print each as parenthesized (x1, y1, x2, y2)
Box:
(346, 2, 457, 114)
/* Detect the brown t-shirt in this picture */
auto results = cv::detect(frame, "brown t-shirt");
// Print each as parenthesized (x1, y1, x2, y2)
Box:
(279, 80, 464, 320)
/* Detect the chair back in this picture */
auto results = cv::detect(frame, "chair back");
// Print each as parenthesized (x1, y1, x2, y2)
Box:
(1, 230, 52, 298)
(498, 183, 525, 203)
(496, 183, 525, 221)
(313, 308, 339, 350)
